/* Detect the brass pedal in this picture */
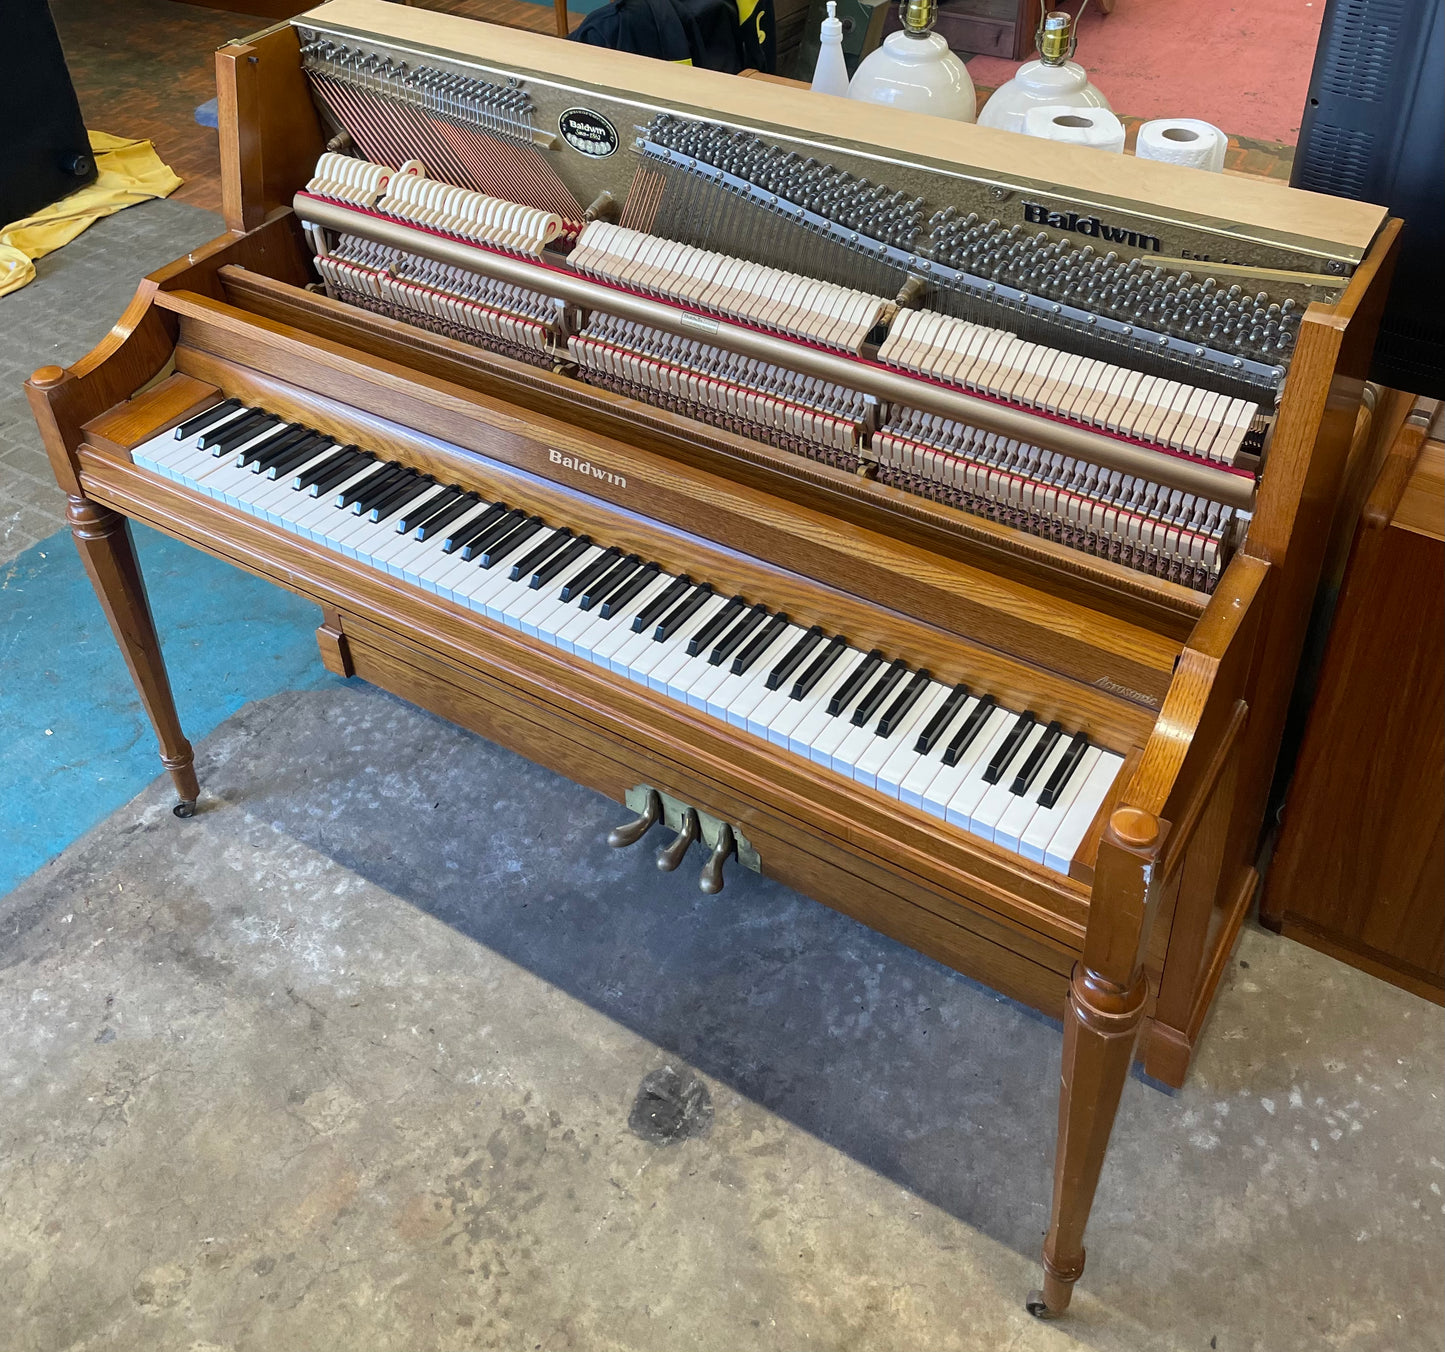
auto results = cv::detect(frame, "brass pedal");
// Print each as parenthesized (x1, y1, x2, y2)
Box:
(620, 785, 761, 893)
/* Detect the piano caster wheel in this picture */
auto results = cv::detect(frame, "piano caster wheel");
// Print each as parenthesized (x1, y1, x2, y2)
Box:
(655, 808, 699, 872)
(607, 789, 661, 848)
(1025, 1291, 1059, 1320)
(698, 822, 735, 895)
(172, 800, 197, 819)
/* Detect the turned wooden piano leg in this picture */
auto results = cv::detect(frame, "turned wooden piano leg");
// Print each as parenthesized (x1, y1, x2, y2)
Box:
(68, 495, 200, 816)
(1030, 806, 1162, 1318)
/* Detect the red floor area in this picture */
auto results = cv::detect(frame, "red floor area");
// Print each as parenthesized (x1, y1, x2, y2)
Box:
(967, 0, 1325, 145)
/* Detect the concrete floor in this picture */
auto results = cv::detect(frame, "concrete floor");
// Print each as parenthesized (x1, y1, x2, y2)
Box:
(2, 683, 1440, 1352)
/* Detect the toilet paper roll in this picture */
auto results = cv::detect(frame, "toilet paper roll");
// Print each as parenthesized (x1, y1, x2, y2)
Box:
(1135, 118, 1228, 172)
(1022, 104, 1126, 153)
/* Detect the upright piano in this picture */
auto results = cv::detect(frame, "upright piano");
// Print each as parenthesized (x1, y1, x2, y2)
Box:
(26, 0, 1395, 1315)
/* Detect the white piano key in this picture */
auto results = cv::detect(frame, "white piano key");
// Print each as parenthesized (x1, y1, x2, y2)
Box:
(246, 448, 345, 523)
(573, 574, 674, 661)
(828, 713, 885, 779)
(645, 595, 731, 694)
(946, 718, 1042, 832)
(785, 650, 871, 759)
(965, 723, 1049, 840)
(719, 625, 801, 727)
(919, 707, 1012, 820)
(1019, 746, 1102, 865)
(853, 680, 950, 792)
(898, 695, 983, 808)
(1044, 751, 1126, 874)
(993, 735, 1073, 853)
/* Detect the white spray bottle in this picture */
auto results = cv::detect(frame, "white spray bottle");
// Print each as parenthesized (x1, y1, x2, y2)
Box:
(810, 1, 852, 98)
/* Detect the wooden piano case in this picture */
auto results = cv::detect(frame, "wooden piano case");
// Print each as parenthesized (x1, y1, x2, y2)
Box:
(24, 17, 1398, 1318)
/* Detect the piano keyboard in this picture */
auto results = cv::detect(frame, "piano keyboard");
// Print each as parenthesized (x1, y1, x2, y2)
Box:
(131, 399, 1127, 875)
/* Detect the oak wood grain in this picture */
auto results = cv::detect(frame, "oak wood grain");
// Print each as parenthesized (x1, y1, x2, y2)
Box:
(1264, 399, 1444, 1002)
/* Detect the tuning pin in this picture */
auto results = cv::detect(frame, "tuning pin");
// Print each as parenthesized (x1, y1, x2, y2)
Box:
(698, 822, 735, 895)
(607, 789, 661, 848)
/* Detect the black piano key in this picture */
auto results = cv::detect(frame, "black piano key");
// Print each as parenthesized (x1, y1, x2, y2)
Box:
(850, 658, 909, 727)
(338, 463, 401, 511)
(1038, 732, 1091, 809)
(730, 612, 789, 675)
(303, 451, 366, 496)
(915, 683, 970, 754)
(353, 463, 413, 509)
(687, 596, 745, 656)
(310, 452, 374, 498)
(416, 493, 483, 541)
(709, 604, 769, 667)
(444, 502, 509, 553)
(263, 435, 331, 480)
(238, 424, 305, 468)
(370, 476, 434, 523)
(212, 415, 284, 457)
(983, 713, 1037, 785)
(295, 447, 361, 492)
(599, 562, 661, 619)
(397, 486, 460, 534)
(235, 426, 297, 469)
(175, 398, 241, 440)
(214, 412, 283, 451)
(876, 669, 932, 738)
(827, 649, 883, 717)
(1010, 721, 1063, 796)
(559, 546, 621, 602)
(510, 527, 573, 581)
(653, 584, 713, 640)
(350, 466, 413, 515)
(631, 574, 691, 632)
(461, 508, 526, 561)
(478, 515, 544, 568)
(579, 554, 642, 611)
(251, 426, 318, 468)
(942, 695, 996, 767)
(790, 634, 846, 700)
(532, 534, 593, 588)
(766, 625, 823, 690)
(199, 410, 268, 450)
(687, 598, 745, 655)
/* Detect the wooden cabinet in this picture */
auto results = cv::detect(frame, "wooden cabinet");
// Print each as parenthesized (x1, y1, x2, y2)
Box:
(1263, 395, 1445, 1002)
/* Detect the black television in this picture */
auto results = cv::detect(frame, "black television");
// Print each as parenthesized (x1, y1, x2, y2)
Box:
(1292, 0, 1445, 397)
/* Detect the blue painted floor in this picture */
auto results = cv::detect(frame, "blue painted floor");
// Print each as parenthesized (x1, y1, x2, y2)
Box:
(0, 524, 337, 898)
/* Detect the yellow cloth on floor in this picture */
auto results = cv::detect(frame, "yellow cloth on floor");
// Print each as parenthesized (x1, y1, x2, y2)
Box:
(0, 130, 182, 298)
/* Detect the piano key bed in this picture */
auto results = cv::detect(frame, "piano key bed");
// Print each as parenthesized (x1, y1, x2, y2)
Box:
(133, 399, 1125, 878)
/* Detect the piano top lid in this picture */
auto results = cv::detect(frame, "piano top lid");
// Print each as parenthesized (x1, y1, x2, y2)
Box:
(296, 0, 1388, 268)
